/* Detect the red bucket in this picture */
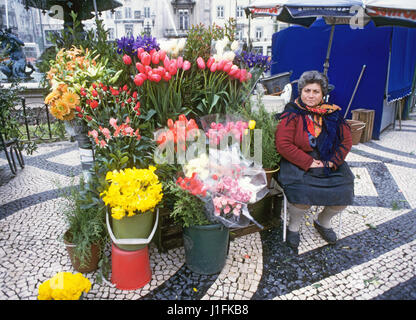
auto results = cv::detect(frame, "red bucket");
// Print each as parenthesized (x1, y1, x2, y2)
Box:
(111, 242, 152, 290)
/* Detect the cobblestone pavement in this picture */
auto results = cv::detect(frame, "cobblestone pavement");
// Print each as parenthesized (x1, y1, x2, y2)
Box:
(1, 118, 415, 300)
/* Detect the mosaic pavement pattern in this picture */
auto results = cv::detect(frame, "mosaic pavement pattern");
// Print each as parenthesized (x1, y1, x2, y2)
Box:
(1, 119, 415, 300)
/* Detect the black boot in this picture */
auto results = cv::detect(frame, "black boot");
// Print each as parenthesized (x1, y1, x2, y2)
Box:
(313, 220, 337, 244)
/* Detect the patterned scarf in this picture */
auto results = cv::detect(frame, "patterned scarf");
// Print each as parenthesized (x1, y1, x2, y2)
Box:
(295, 98, 341, 138)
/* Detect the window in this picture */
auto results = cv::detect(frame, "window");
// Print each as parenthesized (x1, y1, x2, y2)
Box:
(125, 7, 131, 19)
(236, 6, 244, 18)
(144, 7, 150, 18)
(217, 6, 224, 18)
(125, 24, 133, 38)
(179, 10, 189, 30)
(255, 27, 263, 40)
(115, 10, 122, 20)
(253, 46, 263, 55)
(134, 10, 141, 19)
(236, 27, 243, 41)
(108, 28, 115, 40)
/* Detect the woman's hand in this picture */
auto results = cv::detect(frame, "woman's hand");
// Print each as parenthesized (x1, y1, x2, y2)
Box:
(309, 159, 324, 168)
(309, 160, 335, 169)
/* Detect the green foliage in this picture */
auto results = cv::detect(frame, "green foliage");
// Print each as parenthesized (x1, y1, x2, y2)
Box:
(239, 99, 281, 169)
(60, 177, 108, 269)
(167, 181, 211, 228)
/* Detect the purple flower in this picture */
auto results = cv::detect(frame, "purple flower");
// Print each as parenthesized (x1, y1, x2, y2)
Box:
(236, 50, 272, 72)
(116, 35, 160, 56)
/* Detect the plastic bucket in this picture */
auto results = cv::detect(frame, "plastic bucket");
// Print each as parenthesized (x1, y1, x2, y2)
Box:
(106, 209, 159, 251)
(110, 242, 152, 290)
(346, 119, 366, 145)
(183, 224, 229, 275)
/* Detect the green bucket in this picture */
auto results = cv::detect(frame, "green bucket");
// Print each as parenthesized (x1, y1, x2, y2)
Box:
(183, 224, 229, 275)
(110, 210, 156, 251)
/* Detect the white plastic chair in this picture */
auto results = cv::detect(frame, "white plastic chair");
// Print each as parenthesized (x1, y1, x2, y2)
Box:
(272, 179, 343, 242)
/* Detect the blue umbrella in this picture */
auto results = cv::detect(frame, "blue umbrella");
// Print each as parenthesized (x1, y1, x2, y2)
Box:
(246, 0, 416, 75)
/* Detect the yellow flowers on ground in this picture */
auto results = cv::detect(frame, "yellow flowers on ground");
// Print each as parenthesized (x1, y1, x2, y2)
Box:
(100, 166, 163, 220)
(37, 272, 91, 300)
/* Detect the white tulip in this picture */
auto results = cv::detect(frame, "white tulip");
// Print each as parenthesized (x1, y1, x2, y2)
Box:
(231, 40, 239, 51)
(222, 51, 236, 62)
(177, 38, 187, 51)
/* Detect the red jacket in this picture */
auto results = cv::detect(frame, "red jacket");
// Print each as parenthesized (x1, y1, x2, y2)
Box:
(275, 115, 352, 171)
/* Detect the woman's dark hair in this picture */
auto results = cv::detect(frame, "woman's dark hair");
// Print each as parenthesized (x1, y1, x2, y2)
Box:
(298, 70, 329, 96)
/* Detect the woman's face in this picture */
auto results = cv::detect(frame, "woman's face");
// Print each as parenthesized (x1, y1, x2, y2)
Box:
(300, 83, 323, 107)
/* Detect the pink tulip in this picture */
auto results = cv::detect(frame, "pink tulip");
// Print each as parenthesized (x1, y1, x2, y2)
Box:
(177, 56, 184, 69)
(182, 60, 191, 71)
(206, 57, 215, 69)
(210, 62, 218, 72)
(217, 60, 226, 71)
(158, 50, 166, 61)
(196, 57, 205, 69)
(163, 56, 170, 69)
(223, 61, 233, 73)
(239, 69, 248, 82)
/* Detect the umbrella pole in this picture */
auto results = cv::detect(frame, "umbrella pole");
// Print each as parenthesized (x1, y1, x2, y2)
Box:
(344, 65, 366, 118)
(323, 24, 335, 77)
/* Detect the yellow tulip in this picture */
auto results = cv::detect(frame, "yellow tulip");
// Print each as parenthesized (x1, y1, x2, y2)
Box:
(248, 120, 256, 130)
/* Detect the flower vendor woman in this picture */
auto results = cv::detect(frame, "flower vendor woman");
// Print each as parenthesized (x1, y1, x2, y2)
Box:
(275, 70, 354, 250)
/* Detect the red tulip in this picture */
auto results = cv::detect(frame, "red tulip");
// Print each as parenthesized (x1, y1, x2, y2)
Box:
(149, 73, 162, 82)
(210, 62, 218, 72)
(152, 52, 160, 65)
(228, 66, 239, 77)
(239, 69, 248, 82)
(134, 101, 141, 111)
(137, 47, 144, 58)
(162, 72, 172, 81)
(134, 74, 145, 86)
(140, 52, 151, 66)
(196, 57, 205, 69)
(136, 62, 145, 73)
(169, 63, 178, 75)
(122, 54, 132, 65)
(167, 119, 174, 129)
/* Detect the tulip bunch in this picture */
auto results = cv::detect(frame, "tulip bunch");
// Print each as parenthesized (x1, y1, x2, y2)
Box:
(196, 56, 252, 83)
(128, 47, 191, 86)
(193, 55, 253, 115)
(206, 120, 250, 146)
(121, 45, 192, 127)
(156, 114, 200, 153)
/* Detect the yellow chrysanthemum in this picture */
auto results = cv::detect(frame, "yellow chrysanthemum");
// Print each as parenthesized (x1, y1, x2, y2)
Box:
(37, 272, 91, 300)
(101, 166, 163, 220)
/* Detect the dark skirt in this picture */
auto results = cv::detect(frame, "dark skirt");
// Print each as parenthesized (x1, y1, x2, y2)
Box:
(276, 152, 355, 206)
